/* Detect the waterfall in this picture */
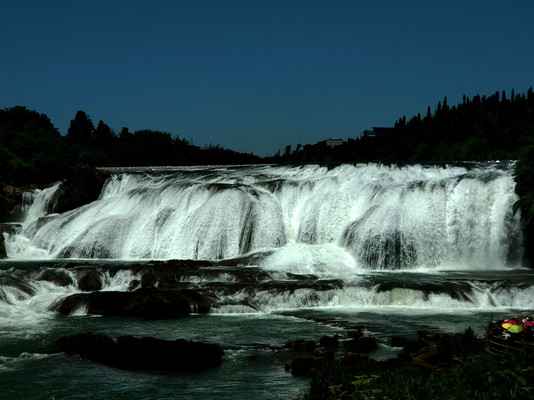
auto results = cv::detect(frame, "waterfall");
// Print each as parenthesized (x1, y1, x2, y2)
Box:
(4, 163, 524, 271)
(21, 183, 61, 222)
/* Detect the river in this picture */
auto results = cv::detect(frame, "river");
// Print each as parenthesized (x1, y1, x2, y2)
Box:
(1, 163, 532, 399)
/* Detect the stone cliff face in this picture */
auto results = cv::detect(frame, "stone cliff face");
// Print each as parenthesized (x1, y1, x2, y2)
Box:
(48, 166, 110, 214)
(1, 166, 110, 221)
(0, 183, 25, 222)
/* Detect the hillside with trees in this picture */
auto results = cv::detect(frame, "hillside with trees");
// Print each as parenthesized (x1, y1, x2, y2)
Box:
(269, 88, 533, 164)
(0, 107, 262, 187)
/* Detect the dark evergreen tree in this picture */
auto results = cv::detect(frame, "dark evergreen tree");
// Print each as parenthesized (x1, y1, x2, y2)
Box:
(94, 121, 114, 145)
(67, 110, 95, 147)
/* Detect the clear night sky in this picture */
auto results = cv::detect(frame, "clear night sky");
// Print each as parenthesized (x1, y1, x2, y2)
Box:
(1, 1, 533, 156)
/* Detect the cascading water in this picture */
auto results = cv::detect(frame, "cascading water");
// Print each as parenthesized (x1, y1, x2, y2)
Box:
(1, 163, 532, 400)
(5, 163, 524, 271)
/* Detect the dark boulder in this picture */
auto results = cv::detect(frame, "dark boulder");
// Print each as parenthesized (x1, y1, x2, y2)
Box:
(0, 232, 6, 259)
(180, 288, 212, 313)
(391, 335, 409, 348)
(133, 260, 217, 290)
(320, 335, 339, 349)
(284, 339, 316, 352)
(53, 288, 211, 318)
(57, 332, 224, 372)
(290, 356, 318, 376)
(36, 268, 75, 287)
(77, 270, 103, 291)
(343, 336, 378, 353)
(49, 166, 110, 214)
(0, 183, 24, 222)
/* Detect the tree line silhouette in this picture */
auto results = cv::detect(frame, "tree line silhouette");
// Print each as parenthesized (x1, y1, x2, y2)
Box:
(0, 108, 262, 185)
(268, 88, 534, 164)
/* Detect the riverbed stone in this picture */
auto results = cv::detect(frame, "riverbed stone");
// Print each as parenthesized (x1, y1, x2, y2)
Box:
(0, 183, 24, 222)
(53, 287, 211, 318)
(57, 332, 224, 372)
(77, 270, 103, 291)
(342, 336, 378, 353)
(0, 232, 6, 259)
(36, 268, 75, 287)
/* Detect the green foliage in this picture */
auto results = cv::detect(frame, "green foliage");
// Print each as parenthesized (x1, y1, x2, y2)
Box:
(329, 375, 384, 400)
(300, 329, 534, 400)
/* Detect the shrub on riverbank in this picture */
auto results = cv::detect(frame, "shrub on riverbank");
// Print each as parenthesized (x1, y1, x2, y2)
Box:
(299, 329, 534, 400)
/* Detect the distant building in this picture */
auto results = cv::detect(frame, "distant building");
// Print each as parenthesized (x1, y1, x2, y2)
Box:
(323, 138, 344, 147)
(363, 127, 393, 137)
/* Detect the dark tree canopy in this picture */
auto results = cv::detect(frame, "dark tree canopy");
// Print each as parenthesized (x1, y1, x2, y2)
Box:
(0, 106, 72, 184)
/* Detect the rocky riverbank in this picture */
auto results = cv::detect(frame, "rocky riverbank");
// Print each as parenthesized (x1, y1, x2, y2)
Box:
(294, 328, 534, 400)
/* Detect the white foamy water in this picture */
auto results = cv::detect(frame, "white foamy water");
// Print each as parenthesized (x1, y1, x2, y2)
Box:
(4, 163, 524, 273)
(0, 277, 77, 337)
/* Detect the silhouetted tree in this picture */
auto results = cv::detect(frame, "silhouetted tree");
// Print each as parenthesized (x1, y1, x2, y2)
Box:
(67, 110, 95, 147)
(94, 120, 115, 148)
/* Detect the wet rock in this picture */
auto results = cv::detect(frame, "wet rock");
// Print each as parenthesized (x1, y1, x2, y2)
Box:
(283, 337, 339, 376)
(0, 183, 24, 222)
(128, 279, 141, 290)
(77, 270, 103, 291)
(0, 232, 6, 259)
(180, 288, 212, 313)
(57, 332, 224, 372)
(290, 357, 317, 376)
(320, 335, 339, 349)
(133, 260, 216, 290)
(284, 339, 316, 352)
(347, 328, 364, 339)
(391, 335, 409, 348)
(50, 166, 110, 214)
(53, 288, 210, 318)
(36, 268, 75, 287)
(343, 336, 378, 353)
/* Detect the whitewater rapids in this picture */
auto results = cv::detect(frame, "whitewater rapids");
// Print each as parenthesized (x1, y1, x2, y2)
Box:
(4, 163, 524, 274)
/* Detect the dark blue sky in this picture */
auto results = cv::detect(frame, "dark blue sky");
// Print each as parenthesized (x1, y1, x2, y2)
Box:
(1, 1, 533, 156)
